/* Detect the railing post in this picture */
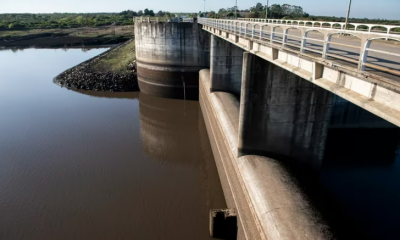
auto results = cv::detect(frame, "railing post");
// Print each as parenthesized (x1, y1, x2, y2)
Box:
(252, 25, 255, 39)
(359, 40, 372, 71)
(386, 28, 391, 41)
(300, 31, 308, 53)
(323, 34, 332, 59)
(270, 27, 274, 43)
(282, 28, 288, 47)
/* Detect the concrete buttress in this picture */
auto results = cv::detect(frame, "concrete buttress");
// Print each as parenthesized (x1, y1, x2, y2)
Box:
(210, 35, 244, 96)
(238, 52, 334, 168)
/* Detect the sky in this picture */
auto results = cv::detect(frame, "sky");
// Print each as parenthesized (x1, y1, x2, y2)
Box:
(1, 0, 399, 20)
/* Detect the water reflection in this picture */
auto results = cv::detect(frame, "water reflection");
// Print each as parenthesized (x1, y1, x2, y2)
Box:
(0, 48, 225, 240)
(139, 93, 204, 165)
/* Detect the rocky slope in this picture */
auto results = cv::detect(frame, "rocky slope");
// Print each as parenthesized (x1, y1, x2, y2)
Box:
(54, 39, 138, 92)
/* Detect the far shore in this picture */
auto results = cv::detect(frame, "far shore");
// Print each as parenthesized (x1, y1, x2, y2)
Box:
(0, 25, 134, 48)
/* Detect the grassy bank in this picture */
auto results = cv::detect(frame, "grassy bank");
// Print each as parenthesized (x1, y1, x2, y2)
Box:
(92, 39, 135, 73)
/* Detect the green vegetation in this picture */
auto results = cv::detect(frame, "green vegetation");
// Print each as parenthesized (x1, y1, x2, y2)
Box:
(0, 9, 175, 30)
(0, 13, 131, 29)
(92, 39, 135, 73)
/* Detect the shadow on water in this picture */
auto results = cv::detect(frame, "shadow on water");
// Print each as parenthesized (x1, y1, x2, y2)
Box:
(313, 106, 400, 239)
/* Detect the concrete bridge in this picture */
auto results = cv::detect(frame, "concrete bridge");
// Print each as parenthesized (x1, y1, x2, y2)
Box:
(134, 17, 400, 240)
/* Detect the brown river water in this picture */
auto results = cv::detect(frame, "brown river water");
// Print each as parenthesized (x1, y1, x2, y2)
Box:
(2, 48, 400, 240)
(0, 48, 226, 240)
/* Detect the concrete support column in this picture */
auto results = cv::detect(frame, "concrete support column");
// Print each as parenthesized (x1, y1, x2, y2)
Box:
(210, 35, 244, 96)
(238, 52, 334, 168)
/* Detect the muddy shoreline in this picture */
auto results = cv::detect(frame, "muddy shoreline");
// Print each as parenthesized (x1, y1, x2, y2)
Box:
(0, 26, 134, 48)
(54, 39, 139, 92)
(0, 36, 131, 48)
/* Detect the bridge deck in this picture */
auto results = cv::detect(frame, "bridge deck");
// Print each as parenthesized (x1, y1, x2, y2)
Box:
(199, 18, 400, 128)
(199, 18, 400, 82)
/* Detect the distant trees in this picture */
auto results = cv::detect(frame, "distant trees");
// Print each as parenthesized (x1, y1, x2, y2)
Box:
(157, 11, 165, 17)
(120, 10, 138, 18)
(0, 9, 162, 30)
(268, 4, 306, 19)
(0, 5, 398, 31)
(207, 11, 217, 18)
(156, 11, 175, 18)
(143, 9, 155, 17)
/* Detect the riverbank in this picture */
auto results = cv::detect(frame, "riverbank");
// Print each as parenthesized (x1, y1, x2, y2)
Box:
(54, 39, 138, 92)
(0, 25, 134, 48)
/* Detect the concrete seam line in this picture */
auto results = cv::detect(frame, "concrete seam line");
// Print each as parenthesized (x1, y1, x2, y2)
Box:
(201, 80, 266, 239)
(137, 78, 198, 88)
(200, 85, 251, 240)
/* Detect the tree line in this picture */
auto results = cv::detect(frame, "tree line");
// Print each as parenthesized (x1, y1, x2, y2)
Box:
(201, 3, 309, 19)
(0, 9, 176, 30)
(201, 2, 399, 25)
(1, 3, 398, 30)
(120, 10, 175, 18)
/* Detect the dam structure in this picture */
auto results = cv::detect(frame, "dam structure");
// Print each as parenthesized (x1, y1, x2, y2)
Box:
(134, 18, 210, 99)
(134, 17, 400, 240)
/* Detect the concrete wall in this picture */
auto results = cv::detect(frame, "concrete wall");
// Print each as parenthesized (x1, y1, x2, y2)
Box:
(135, 22, 210, 99)
(330, 95, 397, 128)
(210, 35, 244, 96)
(238, 53, 333, 169)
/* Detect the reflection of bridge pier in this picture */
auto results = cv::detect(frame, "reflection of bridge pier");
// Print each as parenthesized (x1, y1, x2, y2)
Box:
(139, 92, 201, 164)
(138, 92, 225, 205)
(138, 92, 226, 239)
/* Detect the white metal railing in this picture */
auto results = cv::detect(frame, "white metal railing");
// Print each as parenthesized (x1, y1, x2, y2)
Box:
(238, 18, 400, 35)
(133, 17, 194, 23)
(199, 18, 400, 76)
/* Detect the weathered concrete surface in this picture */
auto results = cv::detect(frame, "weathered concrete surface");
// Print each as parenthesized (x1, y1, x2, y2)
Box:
(329, 95, 397, 128)
(210, 35, 244, 96)
(135, 22, 210, 99)
(238, 52, 333, 169)
(199, 69, 332, 240)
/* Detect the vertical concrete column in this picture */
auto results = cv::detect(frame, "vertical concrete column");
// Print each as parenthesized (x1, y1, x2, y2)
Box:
(210, 35, 244, 96)
(238, 52, 333, 168)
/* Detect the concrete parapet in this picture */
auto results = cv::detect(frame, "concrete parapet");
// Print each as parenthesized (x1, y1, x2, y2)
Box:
(238, 52, 333, 169)
(199, 69, 331, 240)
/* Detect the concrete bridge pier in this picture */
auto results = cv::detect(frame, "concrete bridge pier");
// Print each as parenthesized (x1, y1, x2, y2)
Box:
(210, 35, 244, 96)
(238, 52, 334, 169)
